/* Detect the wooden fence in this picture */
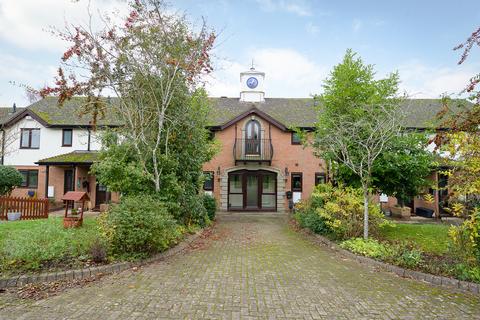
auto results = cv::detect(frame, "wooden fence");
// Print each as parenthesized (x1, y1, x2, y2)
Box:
(0, 197, 49, 220)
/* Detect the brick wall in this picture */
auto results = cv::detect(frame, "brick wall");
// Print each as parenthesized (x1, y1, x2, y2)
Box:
(203, 114, 327, 211)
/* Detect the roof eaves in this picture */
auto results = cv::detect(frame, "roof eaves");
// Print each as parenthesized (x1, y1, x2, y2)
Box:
(219, 106, 288, 131)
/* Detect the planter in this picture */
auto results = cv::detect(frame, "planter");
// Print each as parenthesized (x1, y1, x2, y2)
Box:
(7, 211, 21, 221)
(390, 206, 411, 219)
(63, 216, 83, 228)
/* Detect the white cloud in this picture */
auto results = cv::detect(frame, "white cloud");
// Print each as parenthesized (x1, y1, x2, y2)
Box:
(305, 22, 320, 36)
(352, 19, 363, 33)
(396, 60, 476, 98)
(255, 0, 312, 17)
(205, 48, 327, 98)
(0, 0, 129, 52)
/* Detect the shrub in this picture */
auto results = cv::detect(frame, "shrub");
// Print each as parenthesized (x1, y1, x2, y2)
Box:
(99, 195, 182, 258)
(396, 248, 423, 268)
(296, 183, 388, 240)
(295, 201, 329, 234)
(449, 208, 480, 264)
(454, 264, 480, 283)
(340, 238, 393, 259)
(203, 194, 217, 221)
(89, 239, 107, 263)
(0, 165, 23, 196)
(178, 193, 210, 227)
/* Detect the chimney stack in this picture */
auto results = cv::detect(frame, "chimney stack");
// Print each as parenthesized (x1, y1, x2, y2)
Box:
(12, 102, 16, 113)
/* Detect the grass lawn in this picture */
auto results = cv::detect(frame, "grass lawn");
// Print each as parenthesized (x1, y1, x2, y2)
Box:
(379, 223, 451, 255)
(0, 216, 103, 275)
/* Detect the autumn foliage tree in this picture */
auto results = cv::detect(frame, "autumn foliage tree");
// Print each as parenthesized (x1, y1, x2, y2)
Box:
(434, 26, 480, 266)
(38, 0, 217, 225)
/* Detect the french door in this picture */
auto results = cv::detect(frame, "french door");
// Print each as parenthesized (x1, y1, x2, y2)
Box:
(228, 170, 277, 211)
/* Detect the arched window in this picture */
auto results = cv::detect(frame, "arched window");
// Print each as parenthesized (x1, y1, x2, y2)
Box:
(245, 120, 261, 155)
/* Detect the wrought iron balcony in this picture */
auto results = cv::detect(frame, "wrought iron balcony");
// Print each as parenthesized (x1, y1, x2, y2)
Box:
(233, 138, 273, 164)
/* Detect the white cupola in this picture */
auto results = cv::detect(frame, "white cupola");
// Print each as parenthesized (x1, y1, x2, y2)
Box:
(240, 65, 265, 102)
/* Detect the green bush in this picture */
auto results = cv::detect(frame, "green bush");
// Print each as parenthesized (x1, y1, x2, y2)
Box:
(203, 194, 217, 221)
(0, 218, 101, 271)
(99, 195, 182, 258)
(295, 202, 329, 234)
(454, 264, 480, 283)
(295, 183, 388, 240)
(449, 208, 480, 264)
(396, 248, 423, 268)
(340, 238, 393, 259)
(0, 165, 23, 196)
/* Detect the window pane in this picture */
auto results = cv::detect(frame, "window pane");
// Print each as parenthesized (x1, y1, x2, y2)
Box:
(203, 172, 213, 191)
(292, 133, 301, 144)
(261, 194, 275, 208)
(21, 130, 30, 147)
(19, 171, 28, 187)
(292, 174, 302, 191)
(31, 130, 40, 148)
(28, 171, 38, 188)
(229, 194, 243, 208)
(229, 174, 242, 193)
(315, 173, 325, 186)
(63, 130, 72, 145)
(262, 174, 275, 193)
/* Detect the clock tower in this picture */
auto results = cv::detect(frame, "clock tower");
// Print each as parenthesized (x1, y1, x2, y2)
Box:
(240, 65, 265, 102)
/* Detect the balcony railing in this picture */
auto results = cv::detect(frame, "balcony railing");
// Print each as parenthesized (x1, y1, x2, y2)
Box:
(233, 138, 273, 163)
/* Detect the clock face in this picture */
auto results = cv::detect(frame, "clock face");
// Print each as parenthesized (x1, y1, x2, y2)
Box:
(246, 77, 258, 89)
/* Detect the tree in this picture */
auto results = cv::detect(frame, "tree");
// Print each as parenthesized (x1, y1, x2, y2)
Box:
(334, 133, 434, 207)
(0, 166, 23, 196)
(313, 49, 403, 239)
(37, 0, 216, 194)
(372, 133, 434, 207)
(434, 26, 480, 210)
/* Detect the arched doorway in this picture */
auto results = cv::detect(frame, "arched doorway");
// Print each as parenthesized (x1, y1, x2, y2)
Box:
(228, 169, 277, 211)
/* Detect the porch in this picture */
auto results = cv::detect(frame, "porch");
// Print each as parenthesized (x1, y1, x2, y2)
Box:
(36, 150, 115, 210)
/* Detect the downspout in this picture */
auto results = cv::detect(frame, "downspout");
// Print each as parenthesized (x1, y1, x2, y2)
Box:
(1, 128, 4, 165)
(87, 127, 91, 151)
(45, 165, 49, 198)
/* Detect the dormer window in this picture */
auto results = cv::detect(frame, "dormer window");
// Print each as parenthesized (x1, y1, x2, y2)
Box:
(20, 128, 40, 149)
(62, 129, 73, 147)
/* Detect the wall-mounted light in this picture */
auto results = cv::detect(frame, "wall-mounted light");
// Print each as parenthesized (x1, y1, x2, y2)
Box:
(284, 167, 289, 181)
(217, 166, 221, 181)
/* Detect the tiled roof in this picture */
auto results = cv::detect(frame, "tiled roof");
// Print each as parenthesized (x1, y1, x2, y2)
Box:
(4, 96, 471, 129)
(36, 150, 99, 164)
(208, 97, 471, 129)
(25, 97, 122, 127)
(0, 107, 25, 125)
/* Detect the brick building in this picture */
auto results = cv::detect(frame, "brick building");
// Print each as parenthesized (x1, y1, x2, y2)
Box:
(0, 67, 452, 214)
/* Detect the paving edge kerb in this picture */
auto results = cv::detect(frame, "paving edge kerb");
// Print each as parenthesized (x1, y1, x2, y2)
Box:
(296, 225, 480, 295)
(0, 229, 204, 289)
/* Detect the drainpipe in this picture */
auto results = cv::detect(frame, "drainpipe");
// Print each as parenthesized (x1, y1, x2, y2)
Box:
(0, 128, 4, 165)
(45, 165, 49, 198)
(87, 128, 91, 151)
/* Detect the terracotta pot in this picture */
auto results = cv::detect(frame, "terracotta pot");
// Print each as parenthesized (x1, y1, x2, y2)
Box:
(390, 206, 411, 219)
(63, 216, 83, 228)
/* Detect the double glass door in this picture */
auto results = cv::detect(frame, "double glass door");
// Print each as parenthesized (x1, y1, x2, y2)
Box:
(228, 170, 276, 211)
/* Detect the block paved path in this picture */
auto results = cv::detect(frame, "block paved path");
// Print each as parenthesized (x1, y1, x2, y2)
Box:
(1, 213, 479, 319)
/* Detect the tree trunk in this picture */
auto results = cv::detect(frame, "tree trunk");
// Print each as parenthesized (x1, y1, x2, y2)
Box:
(363, 186, 369, 239)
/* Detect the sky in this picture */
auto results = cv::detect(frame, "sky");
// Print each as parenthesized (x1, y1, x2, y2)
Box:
(0, 0, 479, 107)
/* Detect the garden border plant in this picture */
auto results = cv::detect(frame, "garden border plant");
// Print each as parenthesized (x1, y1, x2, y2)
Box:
(293, 183, 480, 293)
(292, 218, 480, 294)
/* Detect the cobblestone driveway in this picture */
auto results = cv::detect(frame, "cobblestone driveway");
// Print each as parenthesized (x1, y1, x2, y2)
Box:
(1, 213, 479, 319)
